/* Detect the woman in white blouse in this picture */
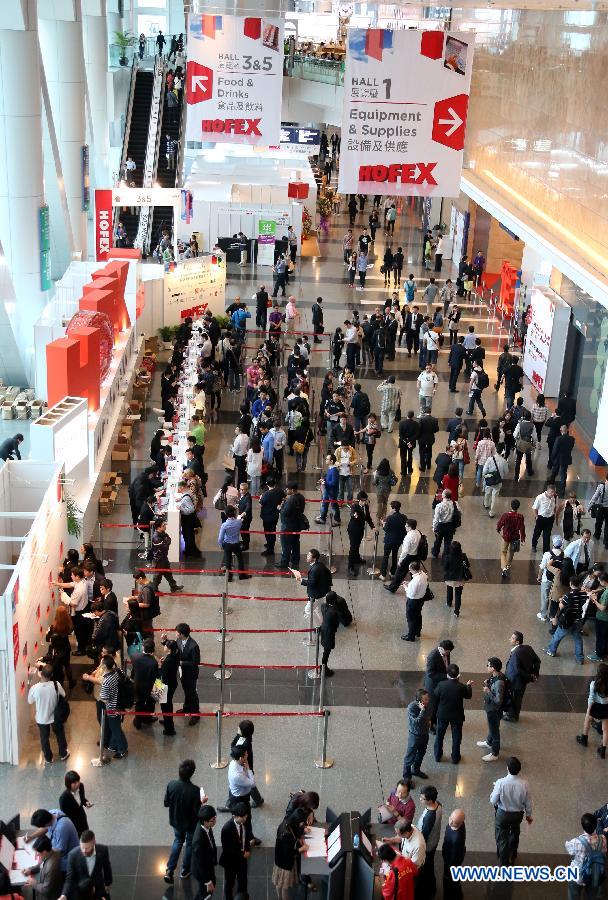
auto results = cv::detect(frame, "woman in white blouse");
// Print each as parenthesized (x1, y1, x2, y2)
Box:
(246, 437, 264, 495)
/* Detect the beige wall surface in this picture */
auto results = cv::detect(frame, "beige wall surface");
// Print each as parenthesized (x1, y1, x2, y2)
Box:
(457, 7, 608, 285)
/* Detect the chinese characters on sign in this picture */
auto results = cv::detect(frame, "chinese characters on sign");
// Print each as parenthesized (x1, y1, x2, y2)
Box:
(338, 29, 474, 197)
(186, 14, 284, 146)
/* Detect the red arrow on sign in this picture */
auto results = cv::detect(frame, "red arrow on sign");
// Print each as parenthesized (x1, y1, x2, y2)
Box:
(432, 94, 469, 151)
(187, 61, 213, 104)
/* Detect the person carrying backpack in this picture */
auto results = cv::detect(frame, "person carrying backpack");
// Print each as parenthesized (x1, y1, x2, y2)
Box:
(467, 363, 488, 417)
(565, 812, 607, 899)
(477, 656, 508, 762)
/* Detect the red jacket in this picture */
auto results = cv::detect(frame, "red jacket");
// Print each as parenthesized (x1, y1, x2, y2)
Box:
(382, 856, 418, 900)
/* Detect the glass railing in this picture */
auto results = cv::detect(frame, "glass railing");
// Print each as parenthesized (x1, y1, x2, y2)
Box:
(289, 56, 344, 86)
(109, 36, 185, 69)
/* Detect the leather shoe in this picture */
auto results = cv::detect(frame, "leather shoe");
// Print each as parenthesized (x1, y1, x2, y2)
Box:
(412, 770, 428, 779)
(188, 717, 200, 726)
(401, 635, 415, 641)
(383, 585, 396, 593)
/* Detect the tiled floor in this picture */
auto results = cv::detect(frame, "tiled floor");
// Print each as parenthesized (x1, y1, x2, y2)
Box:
(4, 201, 607, 899)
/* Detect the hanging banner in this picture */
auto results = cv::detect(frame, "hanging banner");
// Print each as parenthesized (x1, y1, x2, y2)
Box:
(338, 29, 474, 197)
(257, 219, 276, 266)
(185, 14, 284, 146)
(94, 189, 113, 262)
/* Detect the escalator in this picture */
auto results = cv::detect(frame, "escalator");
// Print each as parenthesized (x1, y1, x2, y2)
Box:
(148, 88, 184, 255)
(118, 70, 154, 247)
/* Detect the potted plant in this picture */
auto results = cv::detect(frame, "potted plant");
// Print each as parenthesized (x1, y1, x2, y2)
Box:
(114, 30, 136, 66)
(66, 493, 83, 539)
(158, 325, 176, 350)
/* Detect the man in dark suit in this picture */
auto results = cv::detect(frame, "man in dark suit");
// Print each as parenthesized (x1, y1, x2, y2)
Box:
(424, 640, 454, 731)
(398, 411, 420, 476)
(192, 805, 218, 900)
(447, 337, 467, 392)
(276, 482, 306, 570)
(259, 478, 286, 556)
(548, 424, 575, 495)
(131, 637, 159, 729)
(219, 803, 250, 900)
(59, 830, 112, 900)
(380, 501, 408, 579)
(163, 759, 203, 883)
(292, 548, 332, 604)
(175, 623, 201, 725)
(556, 391, 576, 425)
(434, 664, 474, 764)
(405, 306, 423, 357)
(311, 296, 324, 342)
(417, 411, 440, 472)
(503, 631, 541, 722)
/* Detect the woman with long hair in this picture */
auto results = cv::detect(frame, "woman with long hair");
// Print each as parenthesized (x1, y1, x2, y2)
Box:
(81, 542, 104, 575)
(58, 549, 80, 596)
(160, 639, 180, 736)
(46, 605, 75, 688)
(532, 393, 549, 443)
(120, 599, 144, 657)
(442, 540, 471, 618)
(246, 437, 264, 496)
(441, 463, 460, 501)
(373, 457, 397, 521)
(576, 663, 608, 758)
(272, 809, 308, 900)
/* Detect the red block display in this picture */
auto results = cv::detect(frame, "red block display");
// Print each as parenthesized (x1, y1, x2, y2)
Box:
(243, 17, 261, 40)
(421, 31, 445, 60)
(46, 328, 101, 412)
(287, 182, 309, 200)
(67, 310, 113, 380)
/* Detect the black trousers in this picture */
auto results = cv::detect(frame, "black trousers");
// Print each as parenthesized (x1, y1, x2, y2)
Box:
(531, 514, 554, 552)
(348, 533, 365, 573)
(448, 366, 461, 392)
(160, 682, 177, 734)
(594, 507, 608, 548)
(262, 517, 279, 552)
(181, 512, 199, 555)
(180, 673, 200, 714)
(495, 808, 524, 864)
(134, 693, 155, 728)
(387, 555, 417, 591)
(223, 861, 247, 900)
(400, 444, 414, 475)
(419, 442, 433, 471)
(405, 598, 423, 639)
(222, 541, 245, 578)
(381, 545, 399, 577)
(406, 332, 419, 354)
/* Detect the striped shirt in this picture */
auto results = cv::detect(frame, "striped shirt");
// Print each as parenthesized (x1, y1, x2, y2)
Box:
(99, 668, 121, 709)
(377, 383, 401, 413)
(475, 438, 496, 465)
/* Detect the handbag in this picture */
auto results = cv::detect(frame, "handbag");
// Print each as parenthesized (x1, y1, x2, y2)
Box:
(53, 681, 70, 725)
(222, 453, 235, 472)
(423, 586, 434, 602)
(394, 406, 402, 422)
(461, 559, 472, 581)
(214, 491, 228, 511)
(150, 678, 168, 704)
(484, 457, 502, 487)
(293, 440, 305, 454)
(300, 514, 310, 531)
(516, 439, 533, 453)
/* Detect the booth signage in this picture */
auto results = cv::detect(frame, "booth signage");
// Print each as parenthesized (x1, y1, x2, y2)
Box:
(280, 126, 321, 147)
(13, 622, 19, 671)
(39, 205, 51, 291)
(338, 29, 474, 197)
(94, 189, 113, 261)
(112, 187, 181, 207)
(186, 14, 284, 146)
(257, 218, 276, 266)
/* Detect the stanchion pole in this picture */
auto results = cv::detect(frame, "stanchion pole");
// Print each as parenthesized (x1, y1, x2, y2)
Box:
(99, 523, 105, 569)
(220, 565, 233, 616)
(91, 708, 109, 767)
(303, 592, 316, 647)
(317, 659, 326, 713)
(367, 530, 380, 577)
(307, 626, 321, 681)
(328, 515, 336, 575)
(214, 590, 232, 681)
(314, 709, 334, 769)
(209, 709, 228, 769)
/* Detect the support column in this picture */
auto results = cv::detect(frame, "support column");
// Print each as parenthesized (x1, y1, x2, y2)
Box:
(84, 2, 111, 191)
(0, 1, 47, 386)
(39, 7, 88, 258)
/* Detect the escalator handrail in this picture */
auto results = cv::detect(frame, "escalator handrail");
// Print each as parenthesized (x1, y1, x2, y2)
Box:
(114, 56, 139, 237)
(133, 57, 166, 252)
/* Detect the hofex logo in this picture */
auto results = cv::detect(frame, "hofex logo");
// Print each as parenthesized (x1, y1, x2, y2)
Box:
(202, 118, 262, 136)
(358, 163, 438, 185)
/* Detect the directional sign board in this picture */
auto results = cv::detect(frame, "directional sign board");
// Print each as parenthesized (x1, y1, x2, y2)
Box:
(338, 29, 474, 197)
(185, 14, 284, 146)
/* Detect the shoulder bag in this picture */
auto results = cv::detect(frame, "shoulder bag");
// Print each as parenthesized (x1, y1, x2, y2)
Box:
(484, 457, 502, 487)
(53, 681, 70, 725)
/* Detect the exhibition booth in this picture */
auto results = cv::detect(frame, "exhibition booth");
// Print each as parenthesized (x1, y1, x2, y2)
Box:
(0, 461, 67, 764)
(178, 145, 317, 259)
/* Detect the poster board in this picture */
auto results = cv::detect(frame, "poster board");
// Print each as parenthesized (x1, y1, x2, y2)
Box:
(522, 285, 570, 397)
(164, 255, 227, 323)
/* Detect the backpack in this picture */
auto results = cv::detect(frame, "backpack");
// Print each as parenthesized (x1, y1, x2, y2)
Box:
(477, 370, 489, 390)
(358, 393, 371, 418)
(418, 533, 429, 561)
(580, 837, 606, 888)
(116, 670, 135, 710)
(500, 674, 513, 711)
(334, 594, 353, 627)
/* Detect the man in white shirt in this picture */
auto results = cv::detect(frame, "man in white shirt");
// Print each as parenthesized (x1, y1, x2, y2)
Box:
(531, 486, 557, 553)
(489, 756, 533, 864)
(481, 448, 509, 518)
(344, 320, 359, 371)
(53, 566, 90, 655)
(224, 745, 261, 845)
(398, 820, 427, 868)
(424, 328, 441, 365)
(384, 519, 422, 593)
(336, 442, 356, 502)
(537, 535, 563, 621)
(401, 561, 428, 642)
(28, 666, 69, 764)
(434, 235, 445, 272)
(270, 424, 286, 477)
(417, 364, 438, 414)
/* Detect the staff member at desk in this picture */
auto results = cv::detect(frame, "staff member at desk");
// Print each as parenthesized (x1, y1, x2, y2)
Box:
(272, 810, 309, 900)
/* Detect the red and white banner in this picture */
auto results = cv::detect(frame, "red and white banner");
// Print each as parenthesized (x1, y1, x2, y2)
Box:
(338, 29, 474, 197)
(94, 189, 112, 262)
(185, 14, 284, 146)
